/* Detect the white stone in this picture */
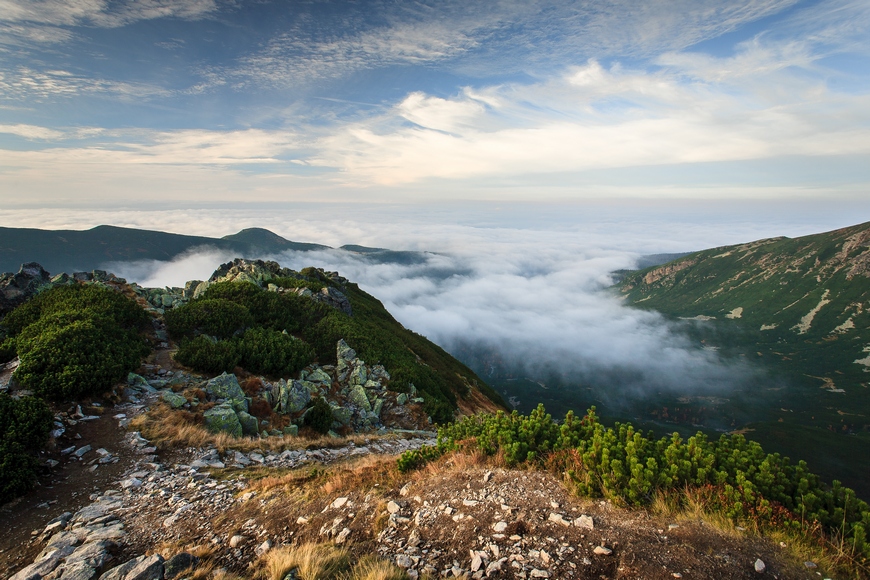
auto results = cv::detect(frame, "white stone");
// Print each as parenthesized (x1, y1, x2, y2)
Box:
(593, 546, 612, 555)
(754, 559, 766, 573)
(229, 535, 245, 548)
(387, 501, 401, 514)
(332, 497, 349, 509)
(574, 515, 594, 530)
(492, 521, 508, 533)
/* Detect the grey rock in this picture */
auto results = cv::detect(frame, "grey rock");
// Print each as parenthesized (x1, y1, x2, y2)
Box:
(348, 385, 371, 412)
(97, 557, 140, 580)
(237, 411, 259, 436)
(58, 560, 96, 580)
(203, 404, 242, 437)
(274, 379, 310, 414)
(205, 373, 247, 411)
(161, 391, 187, 409)
(754, 559, 766, 573)
(163, 553, 198, 580)
(124, 554, 164, 580)
(67, 540, 116, 569)
(396, 393, 408, 406)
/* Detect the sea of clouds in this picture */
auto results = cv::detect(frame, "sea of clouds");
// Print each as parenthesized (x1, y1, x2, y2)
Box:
(4, 200, 863, 399)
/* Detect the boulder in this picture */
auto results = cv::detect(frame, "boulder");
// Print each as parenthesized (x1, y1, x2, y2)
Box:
(203, 404, 242, 437)
(237, 411, 259, 436)
(336, 340, 356, 375)
(274, 379, 310, 414)
(348, 385, 372, 412)
(371, 398, 384, 418)
(205, 373, 247, 411)
(330, 405, 352, 426)
(161, 391, 187, 409)
(124, 554, 164, 580)
(163, 553, 198, 580)
(348, 364, 367, 387)
(304, 367, 332, 385)
(0, 262, 52, 314)
(283, 424, 299, 436)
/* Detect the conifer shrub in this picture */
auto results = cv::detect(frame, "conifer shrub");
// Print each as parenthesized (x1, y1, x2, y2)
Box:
(0, 394, 53, 504)
(398, 404, 870, 562)
(164, 298, 253, 339)
(174, 335, 240, 374)
(304, 397, 334, 434)
(3, 285, 149, 401)
(0, 337, 15, 364)
(236, 328, 315, 377)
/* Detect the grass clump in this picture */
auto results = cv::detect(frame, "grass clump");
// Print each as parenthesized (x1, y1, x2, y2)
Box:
(256, 542, 409, 580)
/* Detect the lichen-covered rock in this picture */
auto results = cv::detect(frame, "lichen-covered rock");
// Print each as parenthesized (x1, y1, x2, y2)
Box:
(205, 373, 247, 411)
(161, 391, 187, 409)
(372, 398, 384, 418)
(348, 364, 367, 387)
(203, 404, 242, 437)
(304, 367, 332, 385)
(237, 411, 259, 436)
(397, 393, 409, 406)
(348, 385, 372, 412)
(330, 404, 352, 426)
(283, 424, 299, 436)
(0, 262, 52, 314)
(274, 379, 310, 414)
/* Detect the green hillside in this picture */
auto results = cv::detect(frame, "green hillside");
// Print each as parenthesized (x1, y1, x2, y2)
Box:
(618, 221, 870, 496)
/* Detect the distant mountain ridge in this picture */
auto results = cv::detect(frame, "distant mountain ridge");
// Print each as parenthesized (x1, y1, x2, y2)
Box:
(0, 225, 428, 275)
(618, 220, 870, 496)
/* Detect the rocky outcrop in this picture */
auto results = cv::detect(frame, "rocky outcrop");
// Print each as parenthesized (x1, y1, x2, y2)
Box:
(0, 263, 53, 314)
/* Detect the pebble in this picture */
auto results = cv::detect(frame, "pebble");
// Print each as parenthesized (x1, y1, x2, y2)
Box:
(593, 546, 612, 555)
(755, 559, 766, 573)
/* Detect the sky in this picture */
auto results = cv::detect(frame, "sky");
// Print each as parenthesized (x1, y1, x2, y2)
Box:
(0, 0, 868, 208)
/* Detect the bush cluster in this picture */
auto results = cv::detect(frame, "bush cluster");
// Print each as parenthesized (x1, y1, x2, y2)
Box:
(304, 397, 335, 434)
(0, 394, 53, 504)
(1, 285, 150, 400)
(399, 404, 870, 561)
(173, 328, 316, 376)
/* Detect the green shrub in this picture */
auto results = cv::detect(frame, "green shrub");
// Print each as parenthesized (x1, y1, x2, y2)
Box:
(165, 298, 253, 339)
(304, 397, 334, 434)
(1, 284, 148, 337)
(14, 312, 148, 400)
(0, 394, 53, 504)
(236, 328, 315, 377)
(174, 335, 240, 374)
(0, 337, 15, 364)
(4, 285, 150, 401)
(398, 404, 870, 562)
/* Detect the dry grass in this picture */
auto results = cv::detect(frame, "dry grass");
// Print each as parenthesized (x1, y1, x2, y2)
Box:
(258, 543, 350, 580)
(648, 486, 870, 579)
(254, 543, 412, 580)
(129, 404, 388, 453)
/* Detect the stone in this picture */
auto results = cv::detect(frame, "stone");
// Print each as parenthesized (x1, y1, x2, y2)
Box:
(163, 552, 199, 580)
(530, 570, 549, 578)
(67, 540, 116, 569)
(336, 339, 356, 363)
(205, 373, 247, 411)
(274, 379, 310, 414)
(348, 385, 372, 412)
(73, 445, 92, 458)
(593, 546, 612, 556)
(335, 528, 351, 544)
(124, 554, 164, 580)
(348, 364, 367, 387)
(371, 398, 384, 418)
(98, 557, 140, 580)
(283, 424, 299, 437)
(306, 368, 332, 385)
(754, 559, 766, 573)
(229, 535, 245, 548)
(255, 540, 273, 556)
(161, 391, 187, 409)
(57, 560, 96, 580)
(397, 393, 409, 406)
(387, 501, 401, 514)
(395, 555, 413, 569)
(471, 553, 483, 572)
(492, 521, 508, 533)
(237, 411, 259, 436)
(330, 405, 352, 426)
(203, 404, 243, 437)
(547, 513, 570, 527)
(332, 497, 349, 509)
(575, 515, 594, 530)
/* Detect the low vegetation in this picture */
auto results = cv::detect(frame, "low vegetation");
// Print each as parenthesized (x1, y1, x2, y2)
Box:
(1, 284, 149, 400)
(0, 394, 52, 504)
(399, 404, 870, 564)
(166, 279, 502, 423)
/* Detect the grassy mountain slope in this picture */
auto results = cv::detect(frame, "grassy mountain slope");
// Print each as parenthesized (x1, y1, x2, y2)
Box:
(618, 220, 870, 496)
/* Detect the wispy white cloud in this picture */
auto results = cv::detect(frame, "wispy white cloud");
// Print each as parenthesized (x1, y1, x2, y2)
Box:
(0, 66, 173, 100)
(0, 0, 220, 28)
(0, 123, 64, 139)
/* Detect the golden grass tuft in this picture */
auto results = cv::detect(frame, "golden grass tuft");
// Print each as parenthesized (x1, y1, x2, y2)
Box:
(259, 543, 350, 580)
(343, 555, 409, 580)
(129, 403, 381, 453)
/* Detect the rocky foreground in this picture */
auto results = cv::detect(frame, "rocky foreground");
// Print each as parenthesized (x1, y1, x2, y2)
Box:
(5, 388, 825, 580)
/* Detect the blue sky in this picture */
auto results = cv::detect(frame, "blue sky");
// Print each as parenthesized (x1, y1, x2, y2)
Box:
(0, 0, 868, 209)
